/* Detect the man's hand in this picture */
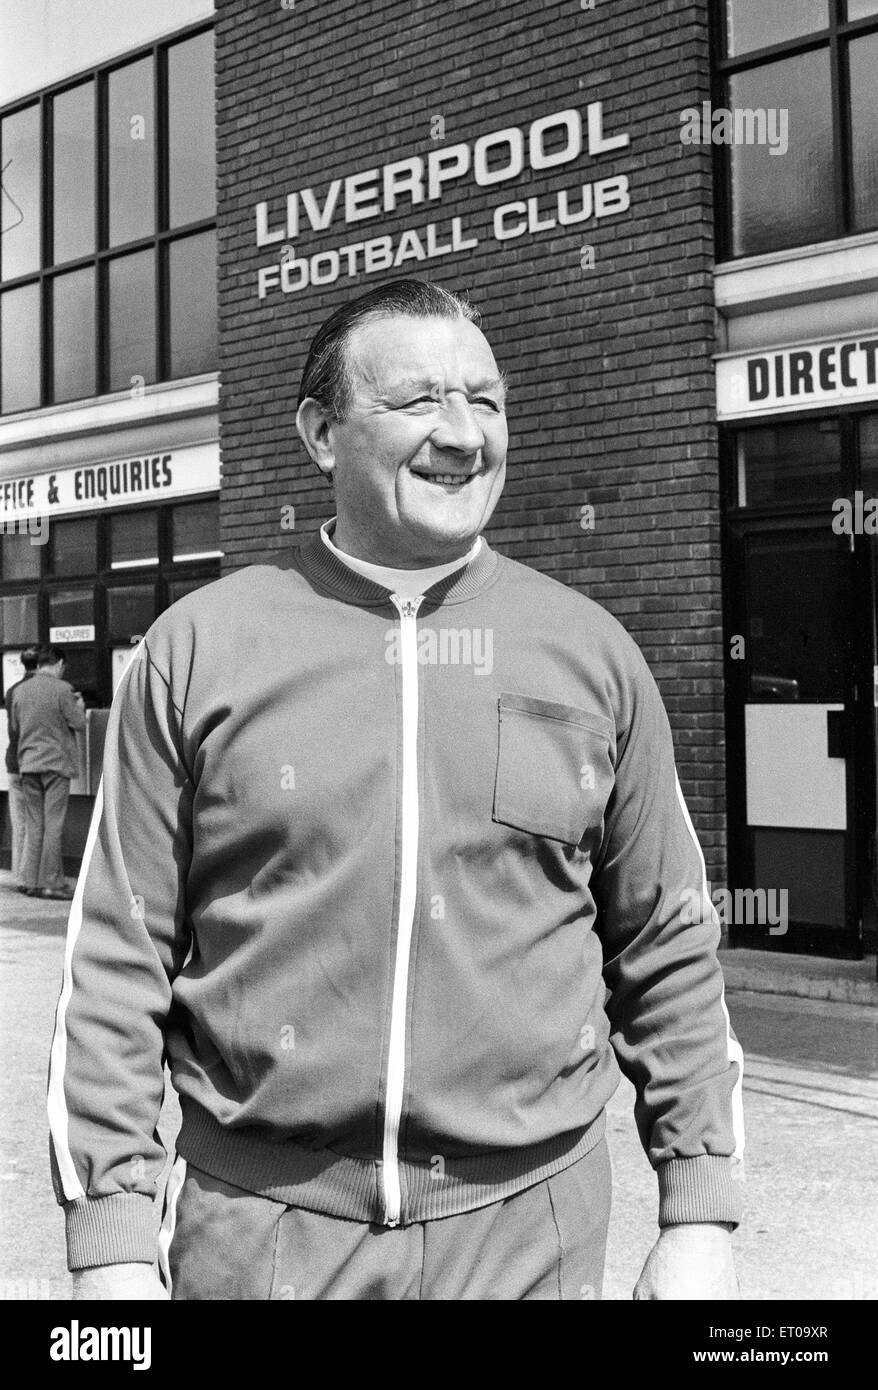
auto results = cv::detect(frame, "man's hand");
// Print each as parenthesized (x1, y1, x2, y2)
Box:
(633, 1223, 739, 1300)
(72, 1263, 168, 1301)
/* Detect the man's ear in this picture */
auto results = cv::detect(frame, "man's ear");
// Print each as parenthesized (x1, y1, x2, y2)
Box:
(296, 398, 336, 483)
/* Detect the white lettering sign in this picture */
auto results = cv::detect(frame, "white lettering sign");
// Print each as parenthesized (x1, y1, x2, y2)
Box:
(252, 99, 632, 298)
(0, 443, 220, 524)
(717, 335, 878, 419)
(50, 626, 95, 644)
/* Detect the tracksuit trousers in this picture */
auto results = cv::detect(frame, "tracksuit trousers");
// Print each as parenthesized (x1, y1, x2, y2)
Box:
(159, 1138, 612, 1301)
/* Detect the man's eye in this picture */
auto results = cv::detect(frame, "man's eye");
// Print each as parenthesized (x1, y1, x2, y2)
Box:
(472, 397, 502, 411)
(402, 396, 436, 407)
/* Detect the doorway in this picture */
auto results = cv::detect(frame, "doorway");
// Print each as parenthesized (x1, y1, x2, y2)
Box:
(723, 414, 877, 957)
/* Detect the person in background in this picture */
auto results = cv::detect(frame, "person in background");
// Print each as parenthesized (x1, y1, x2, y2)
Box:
(4, 645, 39, 891)
(11, 645, 85, 901)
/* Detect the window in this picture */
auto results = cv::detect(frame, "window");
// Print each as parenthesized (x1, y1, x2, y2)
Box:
(52, 268, 96, 403)
(172, 497, 220, 560)
(110, 509, 158, 568)
(0, 282, 40, 413)
(108, 58, 155, 248)
(728, 53, 835, 255)
(107, 250, 156, 391)
(0, 104, 40, 280)
(0, 531, 41, 581)
(725, 0, 828, 56)
(51, 82, 95, 266)
(168, 232, 217, 379)
(732, 420, 842, 507)
(0, 496, 220, 704)
(0, 593, 37, 643)
(715, 0, 878, 257)
(168, 575, 214, 605)
(167, 32, 216, 228)
(858, 413, 878, 490)
(849, 33, 878, 228)
(0, 23, 216, 415)
(49, 586, 93, 628)
(51, 517, 98, 576)
(107, 583, 156, 636)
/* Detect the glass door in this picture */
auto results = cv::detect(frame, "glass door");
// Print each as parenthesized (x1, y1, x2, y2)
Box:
(723, 416, 874, 957)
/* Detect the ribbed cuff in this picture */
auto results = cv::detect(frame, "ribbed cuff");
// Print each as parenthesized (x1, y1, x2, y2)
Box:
(65, 1194, 156, 1271)
(657, 1155, 744, 1229)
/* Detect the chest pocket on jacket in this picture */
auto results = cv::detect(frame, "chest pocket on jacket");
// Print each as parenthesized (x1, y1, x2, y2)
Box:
(492, 693, 615, 846)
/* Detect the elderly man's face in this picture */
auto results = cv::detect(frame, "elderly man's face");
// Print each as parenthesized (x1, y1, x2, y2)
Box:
(319, 314, 508, 567)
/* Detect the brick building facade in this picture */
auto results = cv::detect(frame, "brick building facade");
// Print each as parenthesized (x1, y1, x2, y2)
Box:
(4, 0, 877, 958)
(214, 0, 727, 882)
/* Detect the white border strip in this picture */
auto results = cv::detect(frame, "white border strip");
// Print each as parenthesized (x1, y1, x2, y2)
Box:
(157, 1155, 187, 1295)
(46, 642, 145, 1199)
(674, 774, 746, 1161)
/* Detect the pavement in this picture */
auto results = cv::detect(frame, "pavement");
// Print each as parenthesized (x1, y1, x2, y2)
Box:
(1, 868, 876, 1301)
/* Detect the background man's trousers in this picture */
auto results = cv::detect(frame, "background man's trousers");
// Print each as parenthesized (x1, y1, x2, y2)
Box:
(160, 1139, 612, 1301)
(20, 771, 70, 892)
(6, 772, 27, 883)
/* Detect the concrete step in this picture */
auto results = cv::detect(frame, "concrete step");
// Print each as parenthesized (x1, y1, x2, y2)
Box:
(720, 946, 878, 1007)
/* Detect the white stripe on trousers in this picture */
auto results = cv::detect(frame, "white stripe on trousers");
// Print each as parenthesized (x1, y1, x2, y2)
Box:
(157, 1154, 188, 1295)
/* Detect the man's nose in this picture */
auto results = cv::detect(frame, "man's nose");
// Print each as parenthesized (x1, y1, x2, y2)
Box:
(430, 394, 485, 455)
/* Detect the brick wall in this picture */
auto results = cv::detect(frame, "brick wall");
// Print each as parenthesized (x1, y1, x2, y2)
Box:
(214, 0, 726, 883)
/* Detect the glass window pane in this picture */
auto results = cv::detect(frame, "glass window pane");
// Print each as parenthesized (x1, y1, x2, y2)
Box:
(725, 0, 828, 55)
(746, 533, 849, 702)
(737, 420, 842, 507)
(108, 250, 156, 391)
(168, 575, 214, 605)
(168, 232, 216, 378)
(110, 508, 158, 568)
(0, 593, 38, 643)
(107, 583, 155, 635)
(1, 283, 40, 413)
(52, 82, 95, 264)
(729, 51, 835, 257)
(846, 1, 878, 18)
(49, 586, 92, 627)
(52, 517, 97, 576)
(58, 647, 97, 704)
(1, 104, 40, 281)
(167, 32, 216, 227)
(172, 497, 220, 560)
(859, 414, 878, 491)
(52, 268, 95, 403)
(850, 34, 878, 231)
(108, 58, 155, 247)
(2, 530, 42, 580)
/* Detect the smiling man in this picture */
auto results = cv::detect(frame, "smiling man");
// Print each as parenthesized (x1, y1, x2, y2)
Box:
(49, 279, 743, 1302)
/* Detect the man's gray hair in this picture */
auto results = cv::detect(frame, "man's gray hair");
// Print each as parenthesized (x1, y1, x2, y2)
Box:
(298, 279, 481, 422)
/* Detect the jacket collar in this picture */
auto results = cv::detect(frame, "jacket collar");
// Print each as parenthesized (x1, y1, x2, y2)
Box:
(293, 524, 500, 608)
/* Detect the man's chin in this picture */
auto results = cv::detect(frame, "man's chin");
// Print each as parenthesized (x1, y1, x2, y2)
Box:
(398, 504, 485, 555)
(397, 477, 497, 553)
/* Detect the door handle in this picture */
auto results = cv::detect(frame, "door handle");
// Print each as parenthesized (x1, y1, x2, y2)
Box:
(826, 709, 846, 758)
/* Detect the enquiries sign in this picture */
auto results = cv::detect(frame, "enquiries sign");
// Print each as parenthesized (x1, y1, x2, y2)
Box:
(0, 443, 220, 525)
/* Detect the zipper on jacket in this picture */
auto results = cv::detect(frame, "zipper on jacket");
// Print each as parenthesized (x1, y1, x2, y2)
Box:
(381, 593, 423, 1226)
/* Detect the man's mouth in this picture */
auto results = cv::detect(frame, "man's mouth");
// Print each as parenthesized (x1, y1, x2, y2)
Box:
(408, 467, 481, 489)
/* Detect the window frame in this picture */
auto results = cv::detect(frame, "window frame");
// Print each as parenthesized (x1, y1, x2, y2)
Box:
(0, 493, 221, 703)
(711, 0, 878, 260)
(0, 18, 215, 414)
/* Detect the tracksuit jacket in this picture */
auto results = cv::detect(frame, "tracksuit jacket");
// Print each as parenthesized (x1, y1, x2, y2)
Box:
(48, 528, 744, 1269)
